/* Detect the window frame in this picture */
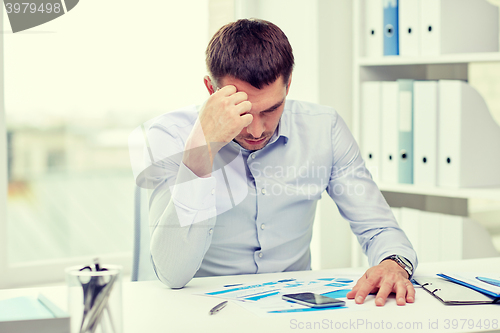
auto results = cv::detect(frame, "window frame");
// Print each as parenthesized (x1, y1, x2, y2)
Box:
(0, 8, 9, 288)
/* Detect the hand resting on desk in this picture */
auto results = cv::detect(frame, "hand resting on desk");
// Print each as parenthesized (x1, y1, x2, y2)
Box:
(346, 259, 415, 306)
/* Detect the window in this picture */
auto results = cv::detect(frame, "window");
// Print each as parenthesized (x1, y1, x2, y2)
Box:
(1, 0, 210, 287)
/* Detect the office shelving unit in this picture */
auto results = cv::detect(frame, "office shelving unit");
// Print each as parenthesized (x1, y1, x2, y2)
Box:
(351, 0, 500, 267)
(358, 52, 500, 66)
(352, 0, 500, 202)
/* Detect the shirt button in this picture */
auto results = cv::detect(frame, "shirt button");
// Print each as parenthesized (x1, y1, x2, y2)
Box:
(258, 252, 263, 258)
(251, 153, 256, 159)
(260, 224, 265, 230)
(261, 188, 266, 195)
(209, 228, 213, 235)
(211, 189, 215, 195)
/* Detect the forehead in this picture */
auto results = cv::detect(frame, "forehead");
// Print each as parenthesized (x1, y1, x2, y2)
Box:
(219, 76, 286, 109)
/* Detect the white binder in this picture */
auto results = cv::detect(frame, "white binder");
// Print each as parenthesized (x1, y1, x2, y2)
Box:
(381, 81, 399, 184)
(420, 0, 499, 56)
(399, 207, 420, 255)
(361, 81, 382, 181)
(413, 81, 438, 187)
(397, 79, 414, 184)
(363, 0, 383, 57)
(437, 80, 500, 188)
(418, 210, 442, 263)
(398, 208, 498, 264)
(440, 214, 463, 261)
(439, 214, 498, 261)
(391, 207, 401, 226)
(462, 217, 500, 259)
(419, 0, 440, 56)
(399, 0, 420, 56)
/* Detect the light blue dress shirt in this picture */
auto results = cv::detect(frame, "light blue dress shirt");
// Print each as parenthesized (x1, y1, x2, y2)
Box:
(144, 100, 417, 288)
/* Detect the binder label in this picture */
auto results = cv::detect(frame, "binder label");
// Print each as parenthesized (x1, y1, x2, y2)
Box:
(399, 91, 412, 131)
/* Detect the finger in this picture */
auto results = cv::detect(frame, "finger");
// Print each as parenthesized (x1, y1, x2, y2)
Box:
(406, 282, 416, 303)
(239, 114, 253, 127)
(227, 91, 249, 105)
(374, 279, 393, 306)
(354, 277, 379, 304)
(395, 280, 408, 306)
(235, 100, 252, 115)
(218, 85, 237, 96)
(346, 289, 357, 299)
(346, 276, 366, 299)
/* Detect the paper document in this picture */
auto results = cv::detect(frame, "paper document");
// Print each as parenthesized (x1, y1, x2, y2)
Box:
(199, 275, 364, 317)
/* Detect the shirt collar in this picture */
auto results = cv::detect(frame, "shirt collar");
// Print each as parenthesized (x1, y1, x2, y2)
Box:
(268, 100, 291, 145)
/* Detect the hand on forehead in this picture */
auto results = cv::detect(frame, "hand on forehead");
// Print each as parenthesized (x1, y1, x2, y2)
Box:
(217, 76, 288, 111)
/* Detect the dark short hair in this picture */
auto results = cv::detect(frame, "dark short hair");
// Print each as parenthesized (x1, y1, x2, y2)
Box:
(206, 19, 294, 89)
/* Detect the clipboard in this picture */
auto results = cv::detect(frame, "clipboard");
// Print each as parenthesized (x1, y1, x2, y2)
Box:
(414, 276, 500, 305)
(437, 273, 500, 299)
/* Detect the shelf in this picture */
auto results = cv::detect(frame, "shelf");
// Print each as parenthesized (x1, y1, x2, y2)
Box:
(377, 183, 500, 201)
(357, 52, 500, 67)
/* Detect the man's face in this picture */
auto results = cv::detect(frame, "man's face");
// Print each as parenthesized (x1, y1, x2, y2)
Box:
(218, 76, 290, 151)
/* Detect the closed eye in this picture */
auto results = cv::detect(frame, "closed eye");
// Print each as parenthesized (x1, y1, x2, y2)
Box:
(261, 98, 285, 114)
(263, 108, 277, 113)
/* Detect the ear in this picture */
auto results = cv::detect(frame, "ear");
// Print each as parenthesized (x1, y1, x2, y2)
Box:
(204, 76, 216, 95)
(285, 74, 292, 95)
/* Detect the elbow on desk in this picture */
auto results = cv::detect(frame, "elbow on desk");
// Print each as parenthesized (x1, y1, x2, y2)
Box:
(151, 261, 192, 289)
(161, 276, 189, 289)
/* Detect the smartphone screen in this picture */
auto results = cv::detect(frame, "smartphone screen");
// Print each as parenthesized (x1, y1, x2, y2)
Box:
(282, 292, 346, 308)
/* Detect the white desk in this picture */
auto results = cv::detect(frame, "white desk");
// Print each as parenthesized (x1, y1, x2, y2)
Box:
(2, 258, 500, 333)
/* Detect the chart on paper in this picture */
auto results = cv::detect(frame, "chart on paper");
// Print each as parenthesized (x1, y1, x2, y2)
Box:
(198, 275, 366, 317)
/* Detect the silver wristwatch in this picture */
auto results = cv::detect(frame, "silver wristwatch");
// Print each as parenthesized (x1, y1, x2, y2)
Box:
(383, 255, 413, 278)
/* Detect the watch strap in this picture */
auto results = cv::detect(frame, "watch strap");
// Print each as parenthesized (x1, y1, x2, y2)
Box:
(382, 255, 413, 279)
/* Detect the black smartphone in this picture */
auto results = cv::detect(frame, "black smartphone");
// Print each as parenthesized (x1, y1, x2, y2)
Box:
(282, 292, 346, 308)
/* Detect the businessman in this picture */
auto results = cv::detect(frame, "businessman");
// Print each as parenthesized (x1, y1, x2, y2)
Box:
(144, 19, 417, 306)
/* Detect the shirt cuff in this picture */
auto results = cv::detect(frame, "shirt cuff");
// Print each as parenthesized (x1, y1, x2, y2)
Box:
(170, 162, 217, 226)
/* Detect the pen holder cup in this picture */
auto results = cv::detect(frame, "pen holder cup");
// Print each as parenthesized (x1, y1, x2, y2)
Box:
(66, 265, 123, 333)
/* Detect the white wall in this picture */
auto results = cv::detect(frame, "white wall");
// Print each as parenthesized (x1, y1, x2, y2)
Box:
(240, 0, 320, 103)
(318, 0, 353, 127)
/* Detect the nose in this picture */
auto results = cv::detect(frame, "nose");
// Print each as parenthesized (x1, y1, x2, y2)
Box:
(246, 117, 265, 138)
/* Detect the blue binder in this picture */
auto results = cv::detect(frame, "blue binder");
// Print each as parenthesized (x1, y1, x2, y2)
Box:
(397, 79, 414, 184)
(383, 0, 399, 55)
